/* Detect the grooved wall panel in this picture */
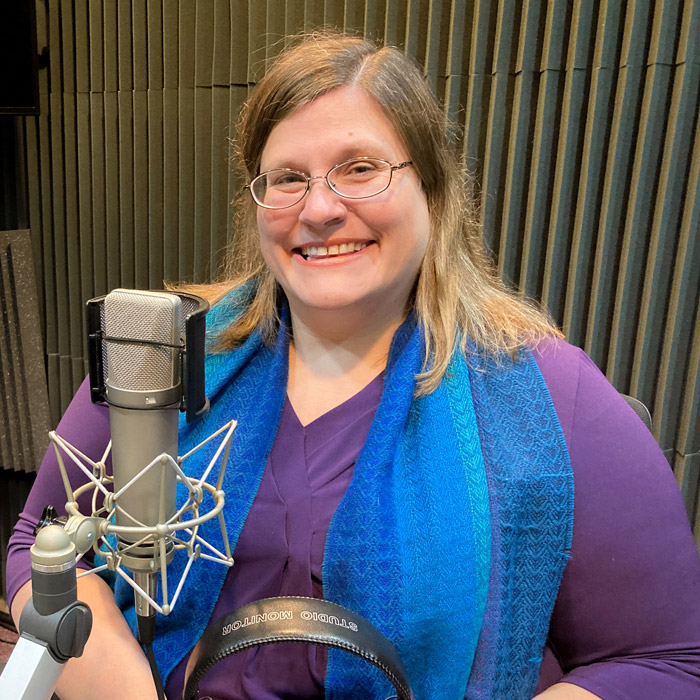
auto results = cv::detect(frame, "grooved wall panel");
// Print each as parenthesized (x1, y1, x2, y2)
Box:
(4, 0, 699, 538)
(0, 230, 50, 475)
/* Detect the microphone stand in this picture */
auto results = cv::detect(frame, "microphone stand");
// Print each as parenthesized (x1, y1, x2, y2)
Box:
(0, 518, 97, 700)
(0, 289, 228, 699)
(0, 414, 236, 700)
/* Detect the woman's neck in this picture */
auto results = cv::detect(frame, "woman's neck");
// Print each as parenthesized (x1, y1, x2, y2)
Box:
(286, 307, 404, 426)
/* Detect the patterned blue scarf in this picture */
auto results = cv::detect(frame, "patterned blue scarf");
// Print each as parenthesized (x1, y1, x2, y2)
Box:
(114, 289, 573, 699)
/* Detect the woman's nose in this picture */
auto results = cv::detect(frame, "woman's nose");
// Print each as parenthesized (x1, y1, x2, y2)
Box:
(297, 178, 347, 228)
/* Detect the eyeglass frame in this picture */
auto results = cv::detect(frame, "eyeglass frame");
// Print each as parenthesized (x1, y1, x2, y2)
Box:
(245, 157, 413, 210)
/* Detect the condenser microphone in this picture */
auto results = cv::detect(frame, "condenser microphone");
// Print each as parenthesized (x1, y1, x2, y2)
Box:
(84, 287, 213, 626)
(101, 289, 183, 622)
(0, 287, 232, 700)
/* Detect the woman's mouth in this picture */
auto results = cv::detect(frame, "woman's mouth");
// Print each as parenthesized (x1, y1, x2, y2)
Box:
(298, 241, 372, 261)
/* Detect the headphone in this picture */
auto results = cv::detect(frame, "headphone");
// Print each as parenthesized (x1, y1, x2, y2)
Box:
(182, 596, 416, 700)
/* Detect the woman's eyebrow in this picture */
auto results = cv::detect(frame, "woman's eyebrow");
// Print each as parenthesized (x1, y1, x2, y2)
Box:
(333, 143, 394, 161)
(261, 143, 395, 172)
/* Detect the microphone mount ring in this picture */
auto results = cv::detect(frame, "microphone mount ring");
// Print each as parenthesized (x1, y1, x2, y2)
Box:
(47, 418, 237, 616)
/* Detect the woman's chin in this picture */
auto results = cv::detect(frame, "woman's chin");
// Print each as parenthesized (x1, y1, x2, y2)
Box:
(292, 294, 372, 315)
(287, 289, 396, 322)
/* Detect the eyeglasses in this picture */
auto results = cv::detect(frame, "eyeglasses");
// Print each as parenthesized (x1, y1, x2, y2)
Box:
(246, 157, 413, 209)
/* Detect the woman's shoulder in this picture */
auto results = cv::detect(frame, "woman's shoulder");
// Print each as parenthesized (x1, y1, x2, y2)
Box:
(535, 348, 700, 699)
(527, 337, 647, 451)
(529, 336, 595, 387)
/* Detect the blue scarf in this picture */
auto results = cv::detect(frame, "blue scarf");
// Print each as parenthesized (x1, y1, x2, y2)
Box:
(114, 289, 573, 699)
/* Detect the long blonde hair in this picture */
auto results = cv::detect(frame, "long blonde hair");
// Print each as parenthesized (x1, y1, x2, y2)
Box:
(183, 32, 561, 394)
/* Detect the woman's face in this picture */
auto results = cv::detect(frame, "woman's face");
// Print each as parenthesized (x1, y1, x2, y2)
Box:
(256, 86, 431, 327)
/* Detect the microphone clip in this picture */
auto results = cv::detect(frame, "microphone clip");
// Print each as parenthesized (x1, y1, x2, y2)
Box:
(0, 524, 94, 699)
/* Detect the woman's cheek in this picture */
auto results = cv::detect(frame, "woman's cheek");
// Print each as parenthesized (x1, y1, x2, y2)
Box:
(257, 210, 295, 247)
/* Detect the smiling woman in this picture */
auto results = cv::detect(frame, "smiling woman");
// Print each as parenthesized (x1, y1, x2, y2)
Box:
(255, 86, 430, 346)
(6, 30, 700, 700)
(211, 33, 563, 395)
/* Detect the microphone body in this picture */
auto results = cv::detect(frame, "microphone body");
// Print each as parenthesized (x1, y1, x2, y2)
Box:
(109, 405, 178, 551)
(102, 289, 185, 617)
(109, 405, 178, 619)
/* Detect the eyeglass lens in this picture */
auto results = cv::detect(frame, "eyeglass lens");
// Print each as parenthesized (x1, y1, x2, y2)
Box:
(251, 158, 393, 208)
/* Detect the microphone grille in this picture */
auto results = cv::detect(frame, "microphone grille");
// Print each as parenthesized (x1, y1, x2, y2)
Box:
(103, 289, 183, 392)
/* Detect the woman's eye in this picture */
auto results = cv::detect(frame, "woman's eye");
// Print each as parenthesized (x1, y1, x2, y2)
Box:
(344, 161, 380, 177)
(270, 172, 305, 188)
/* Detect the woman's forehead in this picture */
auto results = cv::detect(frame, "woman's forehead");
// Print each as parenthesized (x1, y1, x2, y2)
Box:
(259, 87, 406, 170)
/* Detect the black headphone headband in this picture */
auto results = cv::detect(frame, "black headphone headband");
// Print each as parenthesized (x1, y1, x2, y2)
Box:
(182, 596, 416, 700)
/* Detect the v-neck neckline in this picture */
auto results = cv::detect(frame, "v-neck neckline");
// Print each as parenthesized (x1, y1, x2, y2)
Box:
(285, 372, 384, 432)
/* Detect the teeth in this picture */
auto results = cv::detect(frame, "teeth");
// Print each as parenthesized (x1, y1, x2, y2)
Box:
(301, 242, 368, 258)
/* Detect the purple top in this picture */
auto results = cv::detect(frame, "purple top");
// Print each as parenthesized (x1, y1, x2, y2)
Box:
(7, 340, 700, 699)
